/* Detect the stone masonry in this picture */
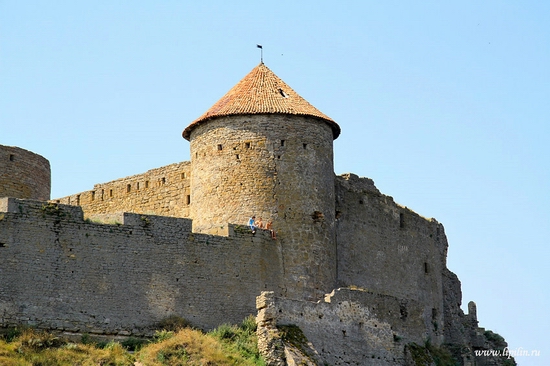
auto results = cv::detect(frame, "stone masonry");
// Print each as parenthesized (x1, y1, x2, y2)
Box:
(0, 145, 50, 201)
(0, 197, 282, 333)
(56, 161, 191, 219)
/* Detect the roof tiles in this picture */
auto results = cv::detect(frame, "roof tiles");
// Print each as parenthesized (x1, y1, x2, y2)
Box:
(183, 63, 340, 140)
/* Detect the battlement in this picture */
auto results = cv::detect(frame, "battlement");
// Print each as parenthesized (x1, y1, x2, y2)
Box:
(54, 161, 191, 219)
(0, 197, 273, 241)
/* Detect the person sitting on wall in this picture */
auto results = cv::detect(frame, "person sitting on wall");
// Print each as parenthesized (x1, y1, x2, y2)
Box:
(266, 219, 277, 239)
(249, 216, 256, 234)
(255, 217, 264, 229)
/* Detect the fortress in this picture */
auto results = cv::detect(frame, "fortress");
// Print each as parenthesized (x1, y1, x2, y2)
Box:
(0, 63, 513, 365)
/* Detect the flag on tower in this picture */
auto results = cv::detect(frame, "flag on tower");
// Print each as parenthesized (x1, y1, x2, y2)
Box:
(257, 44, 263, 49)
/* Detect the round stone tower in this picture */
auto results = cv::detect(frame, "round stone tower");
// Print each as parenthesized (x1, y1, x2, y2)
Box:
(183, 63, 341, 300)
(0, 145, 51, 200)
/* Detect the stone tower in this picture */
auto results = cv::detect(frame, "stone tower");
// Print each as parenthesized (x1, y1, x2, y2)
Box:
(0, 145, 51, 201)
(183, 63, 341, 299)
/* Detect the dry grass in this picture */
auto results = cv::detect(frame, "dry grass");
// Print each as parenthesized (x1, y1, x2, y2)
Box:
(0, 317, 265, 365)
(136, 327, 255, 366)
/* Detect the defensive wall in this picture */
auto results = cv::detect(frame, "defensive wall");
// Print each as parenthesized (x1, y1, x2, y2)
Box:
(256, 289, 486, 366)
(0, 145, 50, 201)
(334, 173, 446, 345)
(257, 290, 427, 366)
(55, 162, 191, 219)
(2, 173, 452, 340)
(0, 197, 282, 334)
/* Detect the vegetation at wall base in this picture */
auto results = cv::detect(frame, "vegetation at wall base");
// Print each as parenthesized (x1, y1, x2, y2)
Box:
(0, 317, 265, 365)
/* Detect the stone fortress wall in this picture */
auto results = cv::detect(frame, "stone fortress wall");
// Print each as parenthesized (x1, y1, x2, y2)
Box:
(0, 162, 508, 365)
(0, 144, 50, 201)
(0, 172, 453, 340)
(334, 173, 447, 344)
(56, 162, 191, 219)
(0, 197, 283, 333)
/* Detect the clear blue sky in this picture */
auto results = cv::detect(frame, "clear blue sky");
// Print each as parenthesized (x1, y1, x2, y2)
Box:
(1, 1, 548, 364)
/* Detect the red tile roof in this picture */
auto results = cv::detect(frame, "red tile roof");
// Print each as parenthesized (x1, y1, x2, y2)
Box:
(182, 63, 340, 140)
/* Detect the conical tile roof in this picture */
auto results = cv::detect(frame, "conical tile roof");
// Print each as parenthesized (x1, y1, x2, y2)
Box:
(182, 63, 340, 140)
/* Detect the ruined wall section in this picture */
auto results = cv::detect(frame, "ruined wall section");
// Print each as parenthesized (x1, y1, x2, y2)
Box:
(0, 198, 283, 334)
(335, 173, 447, 344)
(55, 162, 191, 219)
(0, 145, 50, 201)
(257, 289, 428, 366)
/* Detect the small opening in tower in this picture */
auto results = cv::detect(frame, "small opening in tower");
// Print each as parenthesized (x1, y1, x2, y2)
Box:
(217, 144, 223, 150)
(136, 182, 140, 190)
(186, 195, 191, 205)
(127, 184, 131, 193)
(101, 189, 104, 201)
(181, 172, 186, 179)
(303, 143, 307, 149)
(424, 262, 429, 274)
(145, 181, 149, 188)
(399, 213, 405, 228)
(311, 211, 324, 222)
(76, 195, 80, 206)
(0, 242, 5, 247)
(161, 177, 166, 185)
(280, 140, 285, 146)
(109, 189, 113, 197)
(236, 154, 240, 160)
(278, 88, 288, 98)
(91, 191, 95, 201)
(245, 142, 251, 149)
(277, 155, 281, 159)
(9, 154, 14, 161)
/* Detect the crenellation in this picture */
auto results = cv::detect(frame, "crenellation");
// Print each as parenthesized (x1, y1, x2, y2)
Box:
(55, 161, 191, 219)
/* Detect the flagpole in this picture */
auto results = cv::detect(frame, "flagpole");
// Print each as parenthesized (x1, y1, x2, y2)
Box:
(257, 44, 263, 63)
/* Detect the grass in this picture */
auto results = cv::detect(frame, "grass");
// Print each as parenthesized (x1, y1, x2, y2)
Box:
(0, 317, 265, 366)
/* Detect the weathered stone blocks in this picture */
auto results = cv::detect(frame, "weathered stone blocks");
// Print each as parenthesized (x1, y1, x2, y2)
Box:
(0, 145, 50, 201)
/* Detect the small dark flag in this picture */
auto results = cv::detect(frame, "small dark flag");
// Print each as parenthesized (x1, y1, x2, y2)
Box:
(257, 44, 263, 49)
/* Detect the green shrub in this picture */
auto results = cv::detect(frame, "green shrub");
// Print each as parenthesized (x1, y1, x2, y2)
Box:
(156, 315, 192, 331)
